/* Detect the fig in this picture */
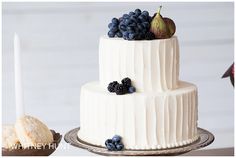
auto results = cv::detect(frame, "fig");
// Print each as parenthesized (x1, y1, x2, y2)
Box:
(164, 17, 176, 37)
(150, 6, 170, 39)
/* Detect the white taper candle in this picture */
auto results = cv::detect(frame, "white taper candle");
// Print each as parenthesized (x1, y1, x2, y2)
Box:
(14, 33, 25, 118)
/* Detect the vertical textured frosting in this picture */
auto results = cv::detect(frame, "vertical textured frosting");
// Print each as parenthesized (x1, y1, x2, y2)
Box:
(78, 81, 199, 150)
(99, 36, 179, 92)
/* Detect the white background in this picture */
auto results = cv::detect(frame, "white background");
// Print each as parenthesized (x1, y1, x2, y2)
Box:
(2, 2, 234, 155)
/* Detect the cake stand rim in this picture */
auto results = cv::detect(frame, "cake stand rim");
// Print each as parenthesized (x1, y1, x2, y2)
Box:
(64, 127, 214, 156)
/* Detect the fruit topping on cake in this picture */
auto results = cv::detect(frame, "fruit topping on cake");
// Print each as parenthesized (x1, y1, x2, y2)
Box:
(105, 135, 124, 151)
(107, 9, 152, 40)
(107, 6, 176, 40)
(107, 81, 119, 92)
(107, 77, 136, 95)
(150, 6, 176, 39)
(114, 84, 127, 95)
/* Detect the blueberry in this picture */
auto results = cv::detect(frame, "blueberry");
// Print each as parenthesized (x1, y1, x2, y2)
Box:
(137, 23, 143, 31)
(112, 135, 121, 143)
(112, 18, 119, 25)
(129, 23, 136, 28)
(142, 11, 149, 17)
(142, 22, 150, 29)
(105, 139, 117, 151)
(134, 27, 139, 33)
(124, 19, 131, 26)
(110, 26, 118, 32)
(115, 143, 124, 151)
(108, 23, 113, 29)
(129, 11, 135, 16)
(127, 26, 134, 32)
(123, 31, 129, 38)
(138, 16, 144, 22)
(123, 14, 129, 19)
(108, 31, 115, 38)
(139, 15, 147, 22)
(107, 9, 152, 40)
(116, 31, 122, 37)
(128, 33, 135, 40)
(128, 86, 136, 93)
(135, 9, 141, 16)
(105, 139, 112, 146)
(108, 23, 117, 29)
(107, 143, 116, 151)
(119, 24, 126, 31)
(130, 16, 137, 23)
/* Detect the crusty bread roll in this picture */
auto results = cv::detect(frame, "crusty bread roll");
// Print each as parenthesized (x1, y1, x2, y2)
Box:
(15, 115, 53, 148)
(2, 124, 20, 149)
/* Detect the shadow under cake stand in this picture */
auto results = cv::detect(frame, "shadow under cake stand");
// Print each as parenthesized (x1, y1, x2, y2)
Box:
(64, 127, 214, 156)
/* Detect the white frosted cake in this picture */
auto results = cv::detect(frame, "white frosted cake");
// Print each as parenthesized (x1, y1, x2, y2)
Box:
(77, 36, 199, 150)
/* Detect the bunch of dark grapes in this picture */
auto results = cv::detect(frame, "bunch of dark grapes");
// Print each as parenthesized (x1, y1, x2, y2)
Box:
(108, 9, 155, 40)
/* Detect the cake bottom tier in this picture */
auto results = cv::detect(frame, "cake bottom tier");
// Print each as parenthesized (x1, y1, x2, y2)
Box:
(78, 81, 199, 150)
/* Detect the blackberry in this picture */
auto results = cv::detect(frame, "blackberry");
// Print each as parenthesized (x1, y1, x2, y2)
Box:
(115, 84, 127, 95)
(121, 77, 132, 88)
(107, 81, 119, 93)
(145, 32, 155, 40)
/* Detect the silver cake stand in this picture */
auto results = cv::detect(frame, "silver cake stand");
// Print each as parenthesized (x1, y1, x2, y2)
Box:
(64, 127, 214, 156)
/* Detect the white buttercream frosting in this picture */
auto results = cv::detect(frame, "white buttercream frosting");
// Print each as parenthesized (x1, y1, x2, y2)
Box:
(78, 81, 199, 150)
(99, 36, 179, 92)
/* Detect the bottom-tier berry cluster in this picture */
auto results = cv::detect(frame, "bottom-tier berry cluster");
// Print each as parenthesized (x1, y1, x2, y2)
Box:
(78, 81, 199, 150)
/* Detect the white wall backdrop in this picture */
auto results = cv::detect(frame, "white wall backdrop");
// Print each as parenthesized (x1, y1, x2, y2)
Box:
(2, 2, 234, 155)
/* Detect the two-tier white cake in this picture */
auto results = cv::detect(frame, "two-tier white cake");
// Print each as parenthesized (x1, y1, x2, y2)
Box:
(77, 36, 199, 150)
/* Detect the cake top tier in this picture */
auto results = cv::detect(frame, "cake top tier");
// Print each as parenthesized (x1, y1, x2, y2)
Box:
(99, 35, 180, 93)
